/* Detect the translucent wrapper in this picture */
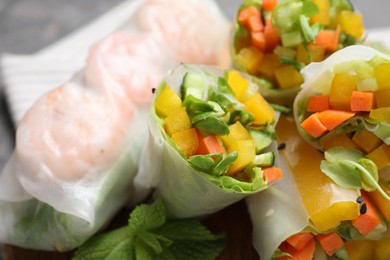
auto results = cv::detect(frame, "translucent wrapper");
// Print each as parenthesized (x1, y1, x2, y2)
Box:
(246, 115, 361, 259)
(294, 45, 390, 178)
(0, 0, 230, 251)
(135, 64, 280, 218)
(246, 156, 308, 260)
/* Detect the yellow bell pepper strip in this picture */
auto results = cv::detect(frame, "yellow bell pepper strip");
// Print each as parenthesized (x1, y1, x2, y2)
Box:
(276, 115, 359, 232)
(163, 107, 191, 136)
(338, 10, 364, 39)
(155, 85, 182, 118)
(374, 63, 390, 90)
(367, 144, 390, 171)
(171, 128, 199, 157)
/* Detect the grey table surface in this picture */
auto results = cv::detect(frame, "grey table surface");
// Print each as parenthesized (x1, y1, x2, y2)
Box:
(0, 0, 389, 258)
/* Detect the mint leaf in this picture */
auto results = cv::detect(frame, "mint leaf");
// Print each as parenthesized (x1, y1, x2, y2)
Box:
(72, 227, 135, 260)
(158, 220, 226, 260)
(128, 198, 166, 235)
(72, 199, 226, 260)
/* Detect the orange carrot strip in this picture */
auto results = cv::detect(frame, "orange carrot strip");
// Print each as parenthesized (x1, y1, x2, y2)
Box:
(317, 110, 356, 131)
(251, 31, 266, 51)
(238, 6, 261, 29)
(248, 14, 264, 32)
(262, 0, 278, 12)
(277, 238, 315, 260)
(264, 18, 280, 52)
(350, 91, 375, 112)
(314, 25, 341, 52)
(300, 113, 328, 138)
(316, 232, 344, 256)
(286, 232, 314, 251)
(196, 135, 224, 155)
(307, 95, 330, 112)
(352, 192, 381, 236)
(263, 167, 283, 184)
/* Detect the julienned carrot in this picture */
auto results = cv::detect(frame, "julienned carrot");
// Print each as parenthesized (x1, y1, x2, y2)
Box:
(277, 238, 315, 260)
(300, 113, 328, 138)
(314, 25, 341, 52)
(316, 110, 356, 131)
(350, 90, 375, 112)
(264, 18, 280, 52)
(352, 192, 381, 236)
(238, 6, 261, 30)
(307, 95, 330, 112)
(262, 0, 278, 12)
(263, 167, 283, 184)
(196, 135, 224, 155)
(286, 232, 314, 250)
(251, 32, 266, 51)
(316, 232, 344, 256)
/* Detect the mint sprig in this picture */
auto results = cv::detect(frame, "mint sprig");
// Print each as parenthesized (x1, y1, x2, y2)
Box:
(72, 199, 225, 260)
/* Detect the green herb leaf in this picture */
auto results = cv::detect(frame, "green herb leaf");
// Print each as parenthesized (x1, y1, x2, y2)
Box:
(72, 227, 135, 260)
(187, 152, 237, 176)
(183, 95, 214, 116)
(193, 116, 230, 136)
(301, 0, 319, 17)
(358, 158, 379, 191)
(299, 15, 315, 43)
(320, 147, 390, 202)
(73, 199, 226, 260)
(320, 160, 361, 189)
(158, 220, 225, 260)
(128, 198, 166, 235)
(213, 151, 238, 175)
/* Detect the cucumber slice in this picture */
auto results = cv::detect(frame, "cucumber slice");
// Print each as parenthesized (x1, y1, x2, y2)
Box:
(252, 152, 275, 167)
(181, 72, 205, 99)
(249, 129, 273, 154)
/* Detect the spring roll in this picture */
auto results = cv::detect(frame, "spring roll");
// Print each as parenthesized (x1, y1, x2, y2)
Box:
(136, 64, 282, 218)
(246, 115, 389, 259)
(294, 45, 390, 184)
(0, 0, 231, 250)
(232, 0, 364, 106)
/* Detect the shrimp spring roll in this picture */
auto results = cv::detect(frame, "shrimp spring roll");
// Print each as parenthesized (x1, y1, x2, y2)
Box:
(136, 64, 282, 218)
(247, 115, 389, 259)
(0, 0, 232, 251)
(232, 0, 364, 106)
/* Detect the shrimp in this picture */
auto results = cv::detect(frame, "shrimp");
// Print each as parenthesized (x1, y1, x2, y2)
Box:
(133, 0, 230, 66)
(16, 82, 133, 181)
(85, 31, 173, 105)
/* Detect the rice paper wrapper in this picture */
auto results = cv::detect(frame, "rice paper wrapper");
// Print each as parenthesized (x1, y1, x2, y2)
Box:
(0, 68, 145, 251)
(246, 155, 309, 260)
(293, 45, 390, 177)
(135, 64, 280, 218)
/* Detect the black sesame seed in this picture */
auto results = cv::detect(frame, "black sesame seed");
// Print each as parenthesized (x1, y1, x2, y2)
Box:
(356, 196, 364, 204)
(360, 203, 367, 214)
(278, 143, 286, 150)
(152, 88, 156, 93)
